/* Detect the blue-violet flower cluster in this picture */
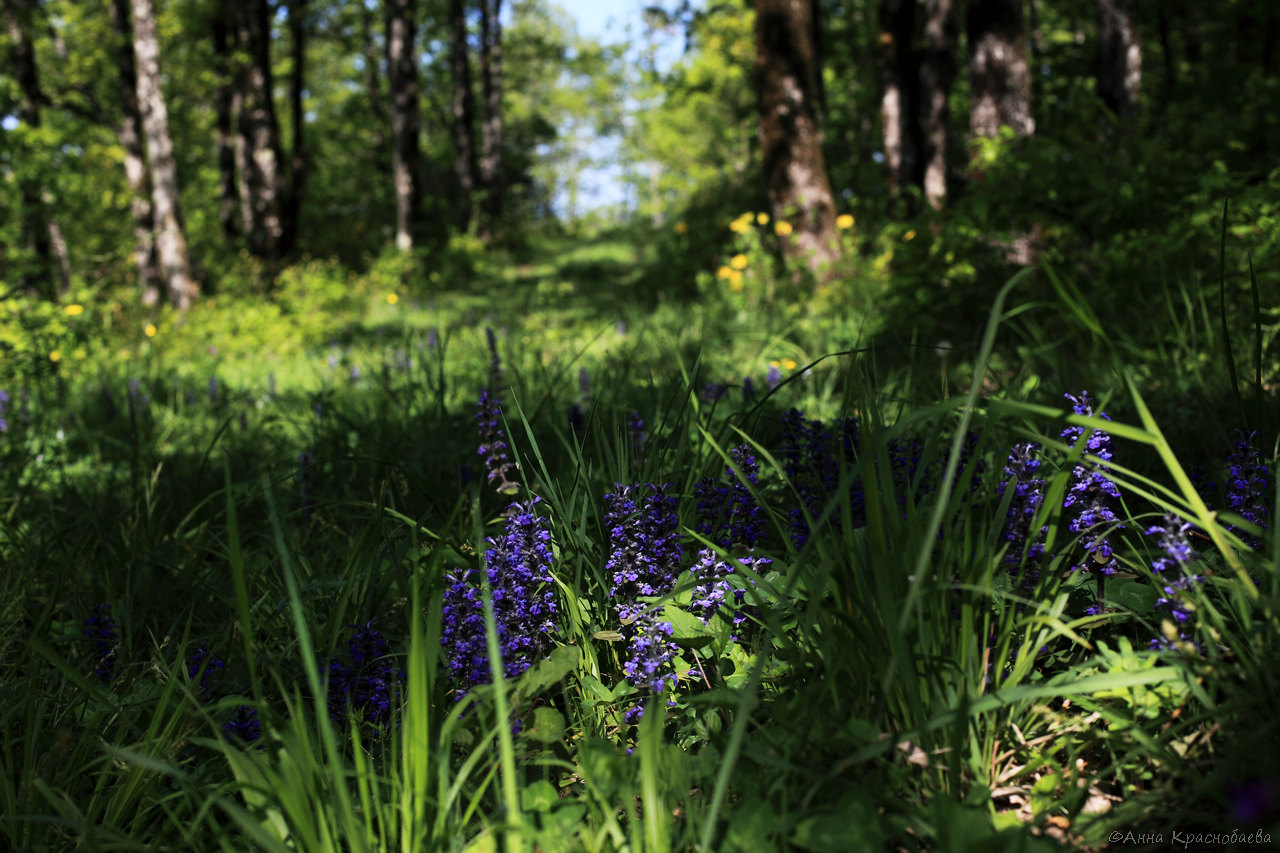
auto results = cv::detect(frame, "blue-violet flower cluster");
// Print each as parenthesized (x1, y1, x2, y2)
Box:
(1060, 391, 1124, 576)
(328, 621, 405, 729)
(1226, 429, 1269, 549)
(84, 603, 119, 682)
(604, 484, 682, 716)
(1145, 513, 1201, 651)
(441, 499, 558, 694)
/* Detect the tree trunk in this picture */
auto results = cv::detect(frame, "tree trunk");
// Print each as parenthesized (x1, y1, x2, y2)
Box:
(966, 0, 1034, 140)
(967, 0, 1035, 264)
(755, 0, 840, 280)
(918, 0, 956, 209)
(386, 0, 421, 252)
(877, 0, 918, 202)
(211, 3, 240, 243)
(478, 0, 504, 242)
(359, 0, 389, 157)
(281, 0, 308, 255)
(235, 0, 284, 259)
(1096, 0, 1141, 119)
(449, 0, 478, 230)
(110, 0, 161, 303)
(2, 0, 55, 298)
(132, 0, 197, 309)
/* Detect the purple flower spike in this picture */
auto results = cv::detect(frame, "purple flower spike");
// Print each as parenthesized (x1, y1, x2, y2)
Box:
(1146, 513, 1201, 652)
(1226, 429, 1269, 548)
(1060, 391, 1124, 576)
(605, 484, 683, 709)
(441, 499, 558, 695)
(84, 604, 119, 683)
(328, 621, 405, 730)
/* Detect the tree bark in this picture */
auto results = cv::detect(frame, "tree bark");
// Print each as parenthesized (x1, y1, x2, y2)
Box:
(281, 0, 308, 255)
(755, 0, 840, 280)
(449, 0, 478, 230)
(918, 0, 956, 209)
(2, 0, 56, 298)
(877, 0, 918, 201)
(131, 0, 197, 309)
(234, 0, 284, 259)
(211, 3, 240, 243)
(386, 0, 421, 252)
(110, 0, 161, 303)
(1096, 0, 1141, 119)
(359, 0, 389, 157)
(478, 0, 504, 241)
(966, 0, 1034, 140)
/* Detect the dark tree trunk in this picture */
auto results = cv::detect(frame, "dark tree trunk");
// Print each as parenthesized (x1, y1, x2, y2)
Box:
(967, 0, 1035, 264)
(478, 0, 504, 242)
(212, 3, 239, 242)
(449, 0, 478, 230)
(877, 0, 919, 202)
(386, 0, 421, 252)
(966, 0, 1034, 140)
(281, 0, 308, 255)
(132, 0, 197, 308)
(918, 0, 956, 209)
(1096, 0, 1141, 119)
(359, 0, 389, 157)
(2, 0, 56, 298)
(755, 0, 840, 281)
(235, 0, 284, 259)
(110, 0, 161, 303)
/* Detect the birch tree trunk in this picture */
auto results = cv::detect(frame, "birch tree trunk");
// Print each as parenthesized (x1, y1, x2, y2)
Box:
(1096, 0, 1141, 119)
(967, 0, 1034, 140)
(918, 0, 956, 209)
(386, 0, 421, 252)
(131, 0, 197, 309)
(755, 0, 840, 281)
(449, 0, 478, 230)
(235, 0, 284, 259)
(110, 0, 161, 303)
(478, 0, 504, 242)
(211, 2, 240, 243)
(878, 0, 918, 202)
(281, 0, 308, 255)
(2, 0, 56, 298)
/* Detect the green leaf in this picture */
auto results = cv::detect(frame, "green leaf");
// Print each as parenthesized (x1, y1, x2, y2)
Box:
(660, 603, 715, 648)
(520, 780, 559, 813)
(516, 644, 579, 697)
(523, 706, 565, 744)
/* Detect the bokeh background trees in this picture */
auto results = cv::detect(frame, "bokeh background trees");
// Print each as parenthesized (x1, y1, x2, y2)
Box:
(2, 0, 1279, 381)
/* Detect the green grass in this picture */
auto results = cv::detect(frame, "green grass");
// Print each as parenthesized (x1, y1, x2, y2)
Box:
(2, 236, 1279, 851)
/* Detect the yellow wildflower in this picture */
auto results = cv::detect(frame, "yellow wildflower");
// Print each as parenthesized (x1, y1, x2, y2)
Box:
(780, 358, 797, 370)
(144, 323, 157, 338)
(728, 270, 744, 291)
(49, 350, 61, 363)
(716, 265, 733, 279)
(674, 222, 688, 235)
(903, 229, 917, 242)
(730, 254, 748, 270)
(386, 293, 399, 304)
(729, 218, 750, 234)
(774, 221, 793, 237)
(64, 304, 84, 316)
(836, 214, 855, 230)
(756, 212, 769, 225)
